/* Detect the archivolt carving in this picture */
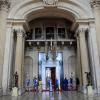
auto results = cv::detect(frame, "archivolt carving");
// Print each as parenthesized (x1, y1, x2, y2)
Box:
(0, 0, 10, 10)
(90, 0, 100, 7)
(43, 0, 58, 6)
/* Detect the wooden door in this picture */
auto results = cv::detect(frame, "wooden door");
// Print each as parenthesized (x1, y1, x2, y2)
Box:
(51, 67, 56, 91)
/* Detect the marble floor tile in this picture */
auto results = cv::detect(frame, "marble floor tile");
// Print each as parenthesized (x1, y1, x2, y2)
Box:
(0, 91, 100, 100)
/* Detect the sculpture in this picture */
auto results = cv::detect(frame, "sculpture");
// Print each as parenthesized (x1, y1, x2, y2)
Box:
(14, 72, 18, 87)
(85, 72, 92, 86)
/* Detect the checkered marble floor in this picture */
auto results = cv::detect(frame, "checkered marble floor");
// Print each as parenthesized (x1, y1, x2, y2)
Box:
(0, 91, 100, 100)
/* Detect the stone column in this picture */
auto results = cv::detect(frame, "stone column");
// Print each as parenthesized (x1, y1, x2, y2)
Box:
(78, 28, 90, 93)
(90, 0, 100, 57)
(90, 1, 100, 93)
(14, 28, 25, 94)
(2, 22, 13, 95)
(76, 35, 82, 87)
(0, 0, 9, 95)
(88, 22, 100, 93)
(22, 35, 25, 88)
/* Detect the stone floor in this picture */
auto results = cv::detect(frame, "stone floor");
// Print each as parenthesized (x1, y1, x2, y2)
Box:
(0, 91, 100, 100)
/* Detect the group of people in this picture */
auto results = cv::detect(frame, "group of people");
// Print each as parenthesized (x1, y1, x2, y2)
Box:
(25, 76, 80, 92)
(46, 77, 59, 91)
(25, 77, 39, 92)
(63, 77, 80, 91)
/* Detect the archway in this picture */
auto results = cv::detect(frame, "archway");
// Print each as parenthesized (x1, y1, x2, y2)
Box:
(6, 0, 94, 93)
(8, 1, 92, 20)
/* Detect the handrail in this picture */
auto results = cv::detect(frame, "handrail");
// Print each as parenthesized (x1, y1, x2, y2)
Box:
(26, 39, 76, 42)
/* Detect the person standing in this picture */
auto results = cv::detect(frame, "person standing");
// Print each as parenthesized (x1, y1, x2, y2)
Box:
(63, 77, 68, 91)
(56, 79, 59, 91)
(70, 77, 73, 90)
(38, 79, 42, 92)
(49, 78, 53, 92)
(25, 78, 30, 91)
(76, 77, 80, 90)
(34, 77, 38, 92)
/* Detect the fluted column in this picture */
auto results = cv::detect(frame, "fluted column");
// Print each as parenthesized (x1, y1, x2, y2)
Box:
(90, 0, 100, 57)
(22, 35, 25, 87)
(76, 35, 82, 87)
(78, 28, 90, 93)
(88, 22, 100, 93)
(15, 29, 25, 90)
(90, 1, 100, 93)
(0, 0, 9, 95)
(2, 23, 13, 95)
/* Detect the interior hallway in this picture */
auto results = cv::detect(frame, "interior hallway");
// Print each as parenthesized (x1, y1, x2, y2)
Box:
(0, 91, 100, 100)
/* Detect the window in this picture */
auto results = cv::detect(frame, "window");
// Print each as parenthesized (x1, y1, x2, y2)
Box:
(46, 27, 54, 39)
(58, 28, 65, 39)
(35, 28, 42, 39)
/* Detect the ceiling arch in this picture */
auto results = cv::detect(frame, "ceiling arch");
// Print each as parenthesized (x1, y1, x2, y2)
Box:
(8, 1, 93, 23)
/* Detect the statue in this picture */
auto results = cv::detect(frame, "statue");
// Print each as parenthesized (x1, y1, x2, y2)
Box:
(14, 72, 18, 87)
(85, 72, 92, 86)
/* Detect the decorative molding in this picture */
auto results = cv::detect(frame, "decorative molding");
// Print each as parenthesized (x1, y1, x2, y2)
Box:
(43, 0, 58, 7)
(90, 0, 100, 8)
(0, 0, 10, 10)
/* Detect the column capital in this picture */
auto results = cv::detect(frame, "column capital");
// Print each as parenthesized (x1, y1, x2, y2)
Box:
(13, 29, 25, 37)
(0, 0, 10, 11)
(76, 28, 88, 36)
(75, 28, 89, 40)
(90, 0, 100, 8)
(78, 28, 87, 33)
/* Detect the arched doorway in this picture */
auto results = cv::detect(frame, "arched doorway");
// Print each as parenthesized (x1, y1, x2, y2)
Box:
(38, 52, 63, 91)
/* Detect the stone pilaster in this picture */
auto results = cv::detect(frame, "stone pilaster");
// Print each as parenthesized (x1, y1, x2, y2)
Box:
(78, 28, 90, 93)
(14, 28, 25, 94)
(0, 0, 10, 95)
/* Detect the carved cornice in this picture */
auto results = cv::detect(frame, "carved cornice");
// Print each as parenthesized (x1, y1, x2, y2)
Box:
(90, 0, 100, 8)
(0, 0, 10, 10)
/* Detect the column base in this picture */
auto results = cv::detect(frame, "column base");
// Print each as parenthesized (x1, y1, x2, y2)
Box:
(79, 86, 87, 94)
(0, 88, 2, 96)
(95, 87, 100, 94)
(18, 87, 25, 95)
(2, 88, 11, 96)
(79, 85, 94, 95)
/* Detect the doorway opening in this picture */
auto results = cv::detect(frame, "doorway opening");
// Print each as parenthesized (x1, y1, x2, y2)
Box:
(46, 67, 56, 91)
(38, 52, 64, 91)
